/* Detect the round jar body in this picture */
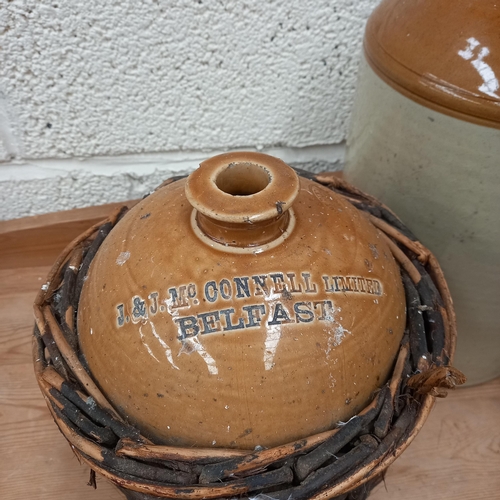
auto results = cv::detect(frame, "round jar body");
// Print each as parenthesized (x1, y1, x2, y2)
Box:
(78, 164, 405, 449)
(345, 56, 500, 385)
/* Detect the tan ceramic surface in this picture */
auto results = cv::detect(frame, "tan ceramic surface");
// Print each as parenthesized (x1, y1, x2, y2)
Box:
(345, 58, 500, 385)
(78, 153, 406, 449)
(365, 0, 500, 128)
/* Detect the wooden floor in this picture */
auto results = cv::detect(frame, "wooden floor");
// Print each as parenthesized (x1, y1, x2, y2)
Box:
(1, 201, 499, 500)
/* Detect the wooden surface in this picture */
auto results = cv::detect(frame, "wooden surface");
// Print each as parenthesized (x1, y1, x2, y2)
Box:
(0, 200, 139, 270)
(0, 201, 499, 500)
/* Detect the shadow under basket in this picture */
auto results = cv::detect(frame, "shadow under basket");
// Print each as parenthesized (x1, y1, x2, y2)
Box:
(32, 172, 465, 500)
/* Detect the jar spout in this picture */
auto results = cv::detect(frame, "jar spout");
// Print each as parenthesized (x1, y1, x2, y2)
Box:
(185, 152, 300, 251)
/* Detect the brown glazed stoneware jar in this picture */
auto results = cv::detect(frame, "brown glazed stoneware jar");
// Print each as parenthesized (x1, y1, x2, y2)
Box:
(363, 0, 500, 127)
(345, 0, 500, 385)
(78, 152, 406, 449)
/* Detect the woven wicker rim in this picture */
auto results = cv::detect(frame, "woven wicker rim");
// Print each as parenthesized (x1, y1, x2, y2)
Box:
(32, 172, 465, 500)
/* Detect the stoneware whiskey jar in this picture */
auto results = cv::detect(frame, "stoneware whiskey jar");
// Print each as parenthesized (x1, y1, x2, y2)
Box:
(345, 0, 500, 385)
(34, 152, 464, 500)
(78, 152, 405, 449)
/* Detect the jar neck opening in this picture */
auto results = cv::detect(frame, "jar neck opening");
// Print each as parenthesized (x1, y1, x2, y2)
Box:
(215, 162, 271, 197)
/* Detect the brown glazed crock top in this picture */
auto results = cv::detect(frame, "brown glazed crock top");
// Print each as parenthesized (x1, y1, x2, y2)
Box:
(78, 152, 406, 449)
(364, 0, 500, 128)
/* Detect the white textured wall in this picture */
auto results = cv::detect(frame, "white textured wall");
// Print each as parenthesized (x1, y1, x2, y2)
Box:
(0, 0, 378, 220)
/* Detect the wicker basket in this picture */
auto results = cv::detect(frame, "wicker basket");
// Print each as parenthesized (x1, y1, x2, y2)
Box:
(33, 172, 465, 500)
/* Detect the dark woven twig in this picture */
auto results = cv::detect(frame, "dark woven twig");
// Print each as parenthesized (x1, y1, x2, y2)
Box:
(33, 173, 465, 500)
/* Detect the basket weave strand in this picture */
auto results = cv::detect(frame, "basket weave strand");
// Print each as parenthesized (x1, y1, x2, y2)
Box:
(33, 172, 465, 500)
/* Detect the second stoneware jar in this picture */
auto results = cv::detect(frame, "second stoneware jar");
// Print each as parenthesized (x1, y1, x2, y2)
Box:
(345, 0, 500, 385)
